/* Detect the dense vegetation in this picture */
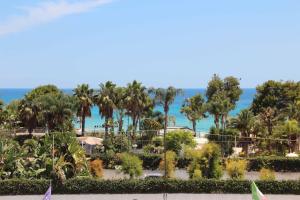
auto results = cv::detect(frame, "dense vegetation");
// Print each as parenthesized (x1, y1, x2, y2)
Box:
(0, 178, 299, 195)
(0, 75, 300, 190)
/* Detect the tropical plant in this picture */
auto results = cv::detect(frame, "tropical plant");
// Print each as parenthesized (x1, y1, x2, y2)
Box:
(230, 109, 255, 155)
(274, 120, 300, 152)
(259, 168, 275, 181)
(181, 94, 207, 132)
(187, 143, 223, 179)
(18, 100, 39, 135)
(159, 150, 177, 178)
(73, 84, 94, 135)
(225, 159, 248, 180)
(115, 87, 127, 132)
(119, 153, 143, 179)
(36, 93, 75, 132)
(150, 86, 182, 176)
(165, 130, 196, 154)
(124, 81, 150, 137)
(94, 81, 117, 138)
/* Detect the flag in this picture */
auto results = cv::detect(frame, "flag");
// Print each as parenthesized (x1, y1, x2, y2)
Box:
(42, 186, 51, 200)
(251, 181, 267, 200)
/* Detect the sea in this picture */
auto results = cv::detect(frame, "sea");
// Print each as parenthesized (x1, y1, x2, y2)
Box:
(0, 89, 256, 132)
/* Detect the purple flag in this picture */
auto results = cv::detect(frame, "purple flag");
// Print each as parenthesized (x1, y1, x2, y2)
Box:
(43, 186, 51, 200)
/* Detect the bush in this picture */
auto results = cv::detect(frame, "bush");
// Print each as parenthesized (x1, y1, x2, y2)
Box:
(165, 130, 196, 154)
(259, 168, 276, 181)
(137, 153, 161, 170)
(226, 159, 248, 180)
(119, 153, 143, 179)
(89, 159, 104, 178)
(247, 157, 300, 172)
(159, 151, 177, 178)
(188, 143, 223, 179)
(1, 179, 300, 195)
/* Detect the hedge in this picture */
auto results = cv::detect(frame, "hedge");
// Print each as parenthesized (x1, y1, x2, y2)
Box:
(98, 153, 300, 172)
(247, 157, 300, 172)
(1, 178, 300, 195)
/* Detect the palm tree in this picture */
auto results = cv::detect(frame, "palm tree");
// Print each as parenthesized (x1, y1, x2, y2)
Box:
(230, 109, 255, 155)
(115, 87, 127, 133)
(37, 94, 75, 132)
(73, 84, 94, 135)
(94, 81, 117, 138)
(0, 100, 3, 112)
(18, 100, 39, 135)
(150, 86, 182, 178)
(181, 94, 207, 133)
(124, 80, 149, 137)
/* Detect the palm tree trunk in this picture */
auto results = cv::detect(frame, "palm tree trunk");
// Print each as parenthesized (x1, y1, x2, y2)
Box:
(163, 111, 168, 178)
(82, 115, 85, 136)
(214, 115, 219, 129)
(192, 120, 196, 133)
(104, 117, 109, 139)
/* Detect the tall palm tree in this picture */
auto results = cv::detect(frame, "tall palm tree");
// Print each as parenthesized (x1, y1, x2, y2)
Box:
(124, 80, 149, 137)
(73, 84, 94, 135)
(150, 86, 182, 177)
(0, 100, 3, 112)
(18, 100, 39, 135)
(181, 94, 207, 133)
(37, 94, 75, 132)
(230, 109, 255, 155)
(94, 81, 117, 138)
(115, 87, 127, 133)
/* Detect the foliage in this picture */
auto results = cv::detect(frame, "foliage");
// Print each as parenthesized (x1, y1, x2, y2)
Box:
(159, 150, 177, 178)
(273, 120, 300, 152)
(119, 153, 143, 179)
(206, 75, 242, 129)
(225, 159, 248, 180)
(1, 178, 300, 195)
(259, 168, 275, 181)
(187, 143, 223, 179)
(36, 93, 76, 132)
(208, 127, 237, 156)
(247, 157, 300, 172)
(89, 159, 104, 178)
(150, 87, 183, 132)
(165, 130, 196, 154)
(229, 109, 255, 155)
(94, 81, 117, 137)
(181, 94, 207, 132)
(124, 80, 152, 136)
(251, 80, 300, 116)
(73, 84, 94, 135)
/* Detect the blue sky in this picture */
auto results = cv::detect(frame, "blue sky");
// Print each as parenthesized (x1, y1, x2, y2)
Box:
(0, 0, 299, 89)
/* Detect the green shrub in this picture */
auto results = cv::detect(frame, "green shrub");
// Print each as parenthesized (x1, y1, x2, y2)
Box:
(188, 143, 223, 179)
(247, 157, 300, 172)
(226, 159, 248, 180)
(259, 168, 276, 181)
(1, 179, 300, 195)
(119, 153, 143, 179)
(137, 153, 161, 170)
(159, 151, 177, 178)
(165, 130, 196, 154)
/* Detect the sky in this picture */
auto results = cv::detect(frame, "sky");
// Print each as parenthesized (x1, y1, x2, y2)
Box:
(0, 0, 299, 89)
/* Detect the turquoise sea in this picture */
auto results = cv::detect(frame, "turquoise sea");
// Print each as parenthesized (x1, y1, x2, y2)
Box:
(0, 89, 256, 132)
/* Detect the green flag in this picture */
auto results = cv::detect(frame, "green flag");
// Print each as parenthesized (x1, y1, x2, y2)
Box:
(251, 181, 267, 200)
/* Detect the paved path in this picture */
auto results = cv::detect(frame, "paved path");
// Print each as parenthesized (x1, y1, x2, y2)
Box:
(104, 169, 300, 180)
(1, 194, 299, 200)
